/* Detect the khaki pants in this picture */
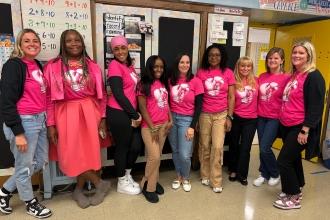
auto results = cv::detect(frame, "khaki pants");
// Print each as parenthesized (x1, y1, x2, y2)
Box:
(141, 122, 168, 192)
(199, 111, 226, 188)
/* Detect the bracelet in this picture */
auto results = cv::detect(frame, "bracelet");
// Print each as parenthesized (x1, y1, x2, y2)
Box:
(226, 115, 234, 121)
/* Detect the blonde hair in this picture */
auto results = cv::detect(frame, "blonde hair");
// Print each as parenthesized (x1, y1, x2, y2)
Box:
(291, 41, 316, 74)
(234, 56, 256, 90)
(10, 29, 41, 58)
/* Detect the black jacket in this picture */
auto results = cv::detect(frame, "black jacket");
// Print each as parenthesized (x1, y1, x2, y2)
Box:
(0, 57, 43, 135)
(303, 69, 326, 159)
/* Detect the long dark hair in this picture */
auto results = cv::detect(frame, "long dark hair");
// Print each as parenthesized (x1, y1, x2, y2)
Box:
(170, 53, 193, 86)
(56, 29, 90, 78)
(201, 43, 228, 71)
(140, 55, 167, 97)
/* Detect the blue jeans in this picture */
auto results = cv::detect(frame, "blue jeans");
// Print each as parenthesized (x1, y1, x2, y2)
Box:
(168, 112, 193, 179)
(257, 117, 279, 179)
(3, 112, 48, 201)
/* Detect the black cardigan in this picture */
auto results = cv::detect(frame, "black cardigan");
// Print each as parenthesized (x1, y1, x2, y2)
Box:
(303, 69, 326, 159)
(0, 57, 43, 135)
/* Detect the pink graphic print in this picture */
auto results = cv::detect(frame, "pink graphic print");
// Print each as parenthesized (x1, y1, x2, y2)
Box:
(171, 83, 189, 103)
(154, 88, 168, 108)
(65, 68, 84, 91)
(130, 71, 140, 90)
(205, 76, 224, 96)
(31, 69, 46, 93)
(260, 82, 278, 101)
(282, 79, 298, 102)
(237, 85, 255, 104)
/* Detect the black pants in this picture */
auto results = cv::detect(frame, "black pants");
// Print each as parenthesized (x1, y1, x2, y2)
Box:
(278, 124, 306, 195)
(228, 114, 257, 180)
(106, 107, 142, 177)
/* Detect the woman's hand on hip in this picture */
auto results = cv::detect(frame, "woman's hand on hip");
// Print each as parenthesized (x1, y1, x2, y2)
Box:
(47, 126, 58, 145)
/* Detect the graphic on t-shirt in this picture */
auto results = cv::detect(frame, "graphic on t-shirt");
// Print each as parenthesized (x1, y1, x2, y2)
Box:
(65, 68, 84, 91)
(130, 71, 140, 89)
(154, 88, 168, 108)
(171, 83, 190, 103)
(260, 82, 278, 101)
(282, 79, 298, 102)
(31, 69, 46, 93)
(237, 85, 255, 104)
(205, 76, 224, 96)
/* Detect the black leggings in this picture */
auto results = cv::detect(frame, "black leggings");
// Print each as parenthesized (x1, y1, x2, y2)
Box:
(278, 124, 306, 195)
(106, 107, 142, 177)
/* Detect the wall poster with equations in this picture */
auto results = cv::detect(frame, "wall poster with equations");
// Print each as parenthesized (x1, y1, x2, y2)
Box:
(20, 0, 93, 61)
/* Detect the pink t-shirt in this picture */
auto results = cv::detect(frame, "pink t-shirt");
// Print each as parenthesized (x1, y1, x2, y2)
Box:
(63, 66, 97, 100)
(279, 72, 308, 126)
(138, 80, 169, 128)
(234, 79, 258, 119)
(169, 76, 204, 116)
(17, 58, 46, 114)
(107, 59, 140, 110)
(196, 68, 235, 113)
(258, 73, 291, 119)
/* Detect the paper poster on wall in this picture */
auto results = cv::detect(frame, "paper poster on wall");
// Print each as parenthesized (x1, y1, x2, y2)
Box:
(21, 0, 93, 61)
(248, 28, 271, 44)
(232, 22, 245, 40)
(0, 35, 15, 78)
(103, 13, 145, 73)
(232, 38, 245, 47)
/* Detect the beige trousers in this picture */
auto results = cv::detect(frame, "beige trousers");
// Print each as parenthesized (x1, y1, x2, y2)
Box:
(141, 122, 168, 192)
(199, 111, 227, 188)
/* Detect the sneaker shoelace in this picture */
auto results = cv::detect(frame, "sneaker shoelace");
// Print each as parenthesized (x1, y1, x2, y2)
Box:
(1, 194, 12, 205)
(30, 200, 47, 212)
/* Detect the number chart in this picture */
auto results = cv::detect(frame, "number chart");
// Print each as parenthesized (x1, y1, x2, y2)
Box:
(21, 0, 93, 61)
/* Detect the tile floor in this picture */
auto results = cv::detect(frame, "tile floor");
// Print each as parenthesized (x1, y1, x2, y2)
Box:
(1, 145, 330, 220)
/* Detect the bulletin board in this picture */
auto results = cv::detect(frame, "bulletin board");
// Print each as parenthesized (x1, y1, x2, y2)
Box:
(207, 13, 248, 70)
(95, 4, 152, 75)
(152, 9, 200, 74)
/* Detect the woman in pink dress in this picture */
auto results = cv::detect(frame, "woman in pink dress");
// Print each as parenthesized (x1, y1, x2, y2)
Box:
(45, 29, 110, 209)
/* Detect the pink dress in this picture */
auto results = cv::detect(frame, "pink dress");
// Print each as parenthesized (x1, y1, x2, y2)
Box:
(44, 58, 110, 177)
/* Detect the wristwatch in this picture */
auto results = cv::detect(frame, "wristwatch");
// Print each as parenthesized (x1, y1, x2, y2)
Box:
(226, 115, 234, 121)
(300, 130, 309, 135)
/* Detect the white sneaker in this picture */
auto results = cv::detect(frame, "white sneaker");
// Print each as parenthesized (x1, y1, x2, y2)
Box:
(201, 179, 210, 186)
(268, 177, 280, 186)
(182, 180, 191, 192)
(253, 176, 266, 187)
(117, 177, 141, 195)
(171, 180, 181, 190)
(126, 174, 140, 188)
(213, 187, 223, 193)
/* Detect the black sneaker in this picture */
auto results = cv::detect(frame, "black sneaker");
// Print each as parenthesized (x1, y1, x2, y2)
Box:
(26, 198, 52, 219)
(0, 192, 12, 214)
(156, 182, 164, 195)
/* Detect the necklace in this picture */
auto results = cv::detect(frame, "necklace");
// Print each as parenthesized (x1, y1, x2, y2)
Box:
(68, 59, 83, 69)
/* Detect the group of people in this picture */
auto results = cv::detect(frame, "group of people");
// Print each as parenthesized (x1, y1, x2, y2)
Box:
(0, 27, 325, 219)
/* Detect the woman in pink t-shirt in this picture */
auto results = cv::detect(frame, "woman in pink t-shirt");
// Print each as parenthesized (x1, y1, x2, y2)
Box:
(273, 41, 325, 210)
(45, 30, 110, 208)
(168, 54, 204, 192)
(253, 47, 290, 187)
(106, 35, 142, 195)
(0, 29, 52, 218)
(197, 44, 235, 193)
(228, 56, 258, 186)
(138, 55, 172, 203)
